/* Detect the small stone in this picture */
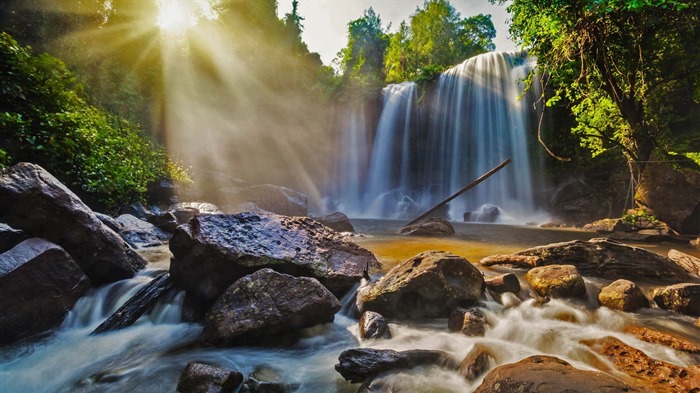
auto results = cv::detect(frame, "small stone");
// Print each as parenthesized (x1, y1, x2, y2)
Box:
(598, 279, 649, 312)
(448, 307, 486, 336)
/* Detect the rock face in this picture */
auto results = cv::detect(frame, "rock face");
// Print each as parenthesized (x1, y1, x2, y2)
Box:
(652, 283, 700, 316)
(598, 279, 649, 312)
(668, 249, 700, 277)
(219, 184, 308, 217)
(0, 163, 146, 283)
(359, 311, 391, 340)
(474, 355, 644, 393)
(635, 158, 700, 234)
(170, 212, 379, 308)
(548, 180, 614, 227)
(0, 223, 27, 254)
(317, 212, 354, 233)
(357, 251, 484, 319)
(448, 307, 486, 336)
(399, 218, 455, 237)
(584, 336, 700, 392)
(203, 269, 341, 346)
(335, 348, 458, 384)
(526, 265, 586, 299)
(513, 238, 692, 283)
(0, 238, 91, 345)
(176, 362, 243, 393)
(115, 214, 170, 249)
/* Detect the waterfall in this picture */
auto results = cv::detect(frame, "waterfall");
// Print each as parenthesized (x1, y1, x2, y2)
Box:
(330, 51, 543, 222)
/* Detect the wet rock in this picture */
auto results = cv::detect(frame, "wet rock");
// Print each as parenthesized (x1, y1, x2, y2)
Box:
(170, 212, 379, 308)
(317, 212, 354, 233)
(359, 311, 391, 340)
(203, 269, 340, 346)
(357, 251, 484, 319)
(176, 362, 243, 393)
(598, 279, 649, 312)
(0, 223, 27, 254)
(526, 265, 586, 299)
(147, 211, 180, 233)
(652, 283, 700, 316)
(584, 336, 700, 392)
(219, 184, 307, 217)
(668, 249, 700, 277)
(512, 238, 692, 283)
(335, 348, 458, 384)
(459, 344, 494, 381)
(623, 326, 700, 354)
(484, 273, 521, 294)
(399, 218, 455, 237)
(94, 212, 122, 233)
(480, 254, 542, 269)
(474, 355, 644, 393)
(0, 238, 91, 345)
(464, 204, 502, 223)
(635, 156, 700, 234)
(115, 214, 170, 249)
(118, 201, 154, 220)
(582, 218, 629, 233)
(0, 163, 146, 283)
(239, 367, 296, 393)
(169, 202, 221, 224)
(448, 307, 486, 336)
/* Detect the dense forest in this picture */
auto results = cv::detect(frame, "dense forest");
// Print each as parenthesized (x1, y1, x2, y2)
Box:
(1, 0, 699, 214)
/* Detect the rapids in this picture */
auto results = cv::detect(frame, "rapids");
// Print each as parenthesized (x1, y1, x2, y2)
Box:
(1, 222, 699, 392)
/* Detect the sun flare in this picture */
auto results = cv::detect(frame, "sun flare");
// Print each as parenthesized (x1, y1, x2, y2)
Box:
(157, 0, 197, 34)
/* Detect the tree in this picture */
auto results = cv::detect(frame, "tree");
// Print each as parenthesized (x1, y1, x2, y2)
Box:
(338, 8, 389, 88)
(496, 0, 700, 174)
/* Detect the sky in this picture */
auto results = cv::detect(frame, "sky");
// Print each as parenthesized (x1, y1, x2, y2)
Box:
(277, 0, 517, 66)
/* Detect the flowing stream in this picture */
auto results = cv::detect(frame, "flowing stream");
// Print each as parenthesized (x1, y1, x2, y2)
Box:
(2, 223, 699, 392)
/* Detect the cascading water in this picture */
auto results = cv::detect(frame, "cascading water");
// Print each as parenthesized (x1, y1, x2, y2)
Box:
(330, 51, 544, 222)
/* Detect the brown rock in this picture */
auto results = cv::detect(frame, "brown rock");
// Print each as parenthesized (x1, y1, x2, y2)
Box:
(526, 265, 586, 299)
(584, 336, 700, 392)
(480, 254, 542, 269)
(582, 218, 629, 233)
(474, 355, 643, 392)
(459, 344, 494, 381)
(513, 238, 692, 283)
(653, 283, 700, 316)
(176, 362, 243, 393)
(668, 249, 700, 277)
(357, 251, 484, 319)
(623, 326, 700, 354)
(598, 279, 649, 312)
(359, 311, 391, 340)
(484, 273, 521, 294)
(448, 307, 486, 336)
(400, 218, 455, 237)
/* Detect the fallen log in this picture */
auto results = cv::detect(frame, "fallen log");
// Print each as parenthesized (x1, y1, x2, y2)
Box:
(92, 273, 174, 335)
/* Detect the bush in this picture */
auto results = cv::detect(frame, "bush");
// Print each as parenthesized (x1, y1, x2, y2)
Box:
(0, 32, 189, 208)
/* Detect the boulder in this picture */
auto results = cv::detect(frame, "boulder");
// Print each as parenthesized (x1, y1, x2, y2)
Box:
(399, 218, 455, 237)
(317, 212, 354, 233)
(464, 204, 502, 223)
(169, 202, 221, 224)
(147, 211, 179, 233)
(94, 212, 122, 233)
(474, 355, 644, 393)
(202, 269, 340, 346)
(357, 251, 484, 319)
(0, 223, 27, 254)
(359, 311, 391, 340)
(598, 279, 649, 312)
(652, 283, 700, 316)
(668, 249, 700, 277)
(582, 218, 629, 233)
(459, 344, 494, 381)
(513, 238, 692, 283)
(169, 212, 379, 308)
(0, 163, 146, 283)
(635, 157, 700, 234)
(623, 326, 700, 354)
(1, 238, 91, 345)
(526, 265, 586, 299)
(239, 367, 297, 393)
(584, 336, 700, 392)
(335, 348, 458, 384)
(118, 201, 154, 220)
(176, 362, 243, 393)
(480, 254, 542, 269)
(484, 273, 521, 294)
(219, 184, 307, 217)
(115, 214, 170, 249)
(448, 307, 486, 336)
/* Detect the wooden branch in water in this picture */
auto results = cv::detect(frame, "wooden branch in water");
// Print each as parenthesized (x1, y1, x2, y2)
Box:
(405, 158, 512, 227)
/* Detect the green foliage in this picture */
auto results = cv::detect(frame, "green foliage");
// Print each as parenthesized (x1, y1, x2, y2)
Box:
(0, 32, 190, 208)
(338, 8, 389, 89)
(621, 208, 659, 228)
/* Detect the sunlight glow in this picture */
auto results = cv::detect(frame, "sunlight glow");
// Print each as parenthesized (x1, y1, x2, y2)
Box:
(157, 1, 197, 34)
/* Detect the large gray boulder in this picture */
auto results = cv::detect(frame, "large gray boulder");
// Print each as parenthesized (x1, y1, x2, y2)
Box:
(203, 269, 340, 346)
(1, 238, 91, 345)
(357, 251, 484, 319)
(219, 184, 307, 217)
(169, 212, 379, 308)
(475, 355, 644, 392)
(0, 163, 146, 283)
(511, 238, 693, 283)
